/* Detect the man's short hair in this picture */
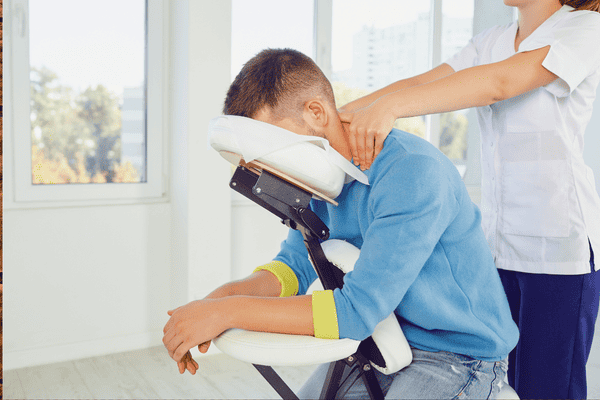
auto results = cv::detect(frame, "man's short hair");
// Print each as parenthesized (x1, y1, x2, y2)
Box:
(223, 48, 335, 122)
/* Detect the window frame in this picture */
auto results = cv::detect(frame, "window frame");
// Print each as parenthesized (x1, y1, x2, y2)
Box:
(5, 0, 168, 208)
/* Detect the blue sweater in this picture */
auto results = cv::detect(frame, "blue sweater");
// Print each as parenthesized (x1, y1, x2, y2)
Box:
(274, 129, 519, 361)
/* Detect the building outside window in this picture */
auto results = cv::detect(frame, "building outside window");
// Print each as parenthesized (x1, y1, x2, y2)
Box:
(330, 0, 474, 169)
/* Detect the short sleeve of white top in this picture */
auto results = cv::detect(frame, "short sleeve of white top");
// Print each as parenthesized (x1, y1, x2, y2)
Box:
(445, 5, 600, 275)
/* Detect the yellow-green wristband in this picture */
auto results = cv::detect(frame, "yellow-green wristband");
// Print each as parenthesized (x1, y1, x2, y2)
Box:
(312, 290, 340, 339)
(253, 261, 299, 297)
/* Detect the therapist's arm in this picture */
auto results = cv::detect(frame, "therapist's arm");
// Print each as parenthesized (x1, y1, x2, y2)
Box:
(340, 45, 559, 169)
(339, 63, 455, 113)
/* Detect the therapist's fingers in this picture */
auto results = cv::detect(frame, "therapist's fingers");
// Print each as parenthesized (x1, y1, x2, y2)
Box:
(339, 113, 360, 164)
(373, 131, 386, 161)
(364, 131, 376, 169)
(338, 111, 353, 124)
(342, 121, 360, 165)
(355, 132, 367, 169)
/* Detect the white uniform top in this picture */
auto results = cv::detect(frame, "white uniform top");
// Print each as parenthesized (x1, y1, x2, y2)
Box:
(445, 5, 600, 275)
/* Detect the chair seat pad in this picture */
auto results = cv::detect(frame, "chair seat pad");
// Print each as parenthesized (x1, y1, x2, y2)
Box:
(213, 328, 360, 367)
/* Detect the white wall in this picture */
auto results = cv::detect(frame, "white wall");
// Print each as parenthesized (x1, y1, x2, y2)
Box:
(3, 205, 171, 369)
(183, 0, 232, 301)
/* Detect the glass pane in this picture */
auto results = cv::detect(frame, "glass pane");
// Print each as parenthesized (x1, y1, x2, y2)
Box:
(332, 0, 431, 138)
(29, 0, 146, 184)
(437, 0, 474, 170)
(231, 0, 314, 81)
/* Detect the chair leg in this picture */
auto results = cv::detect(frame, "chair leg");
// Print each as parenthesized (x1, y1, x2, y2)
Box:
(254, 358, 384, 400)
(320, 360, 346, 399)
(253, 364, 299, 400)
(319, 356, 385, 400)
(360, 366, 385, 400)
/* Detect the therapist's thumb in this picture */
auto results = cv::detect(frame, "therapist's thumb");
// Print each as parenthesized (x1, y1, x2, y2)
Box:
(338, 112, 353, 124)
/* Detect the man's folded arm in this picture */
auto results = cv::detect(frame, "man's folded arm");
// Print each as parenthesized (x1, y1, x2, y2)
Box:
(204, 268, 288, 299)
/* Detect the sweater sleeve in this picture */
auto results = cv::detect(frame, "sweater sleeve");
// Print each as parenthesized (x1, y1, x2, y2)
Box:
(333, 153, 460, 341)
(273, 225, 319, 296)
(253, 261, 299, 297)
(273, 206, 344, 339)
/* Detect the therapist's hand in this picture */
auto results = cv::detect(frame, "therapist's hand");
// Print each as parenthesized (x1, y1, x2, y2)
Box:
(339, 96, 396, 170)
(163, 299, 229, 365)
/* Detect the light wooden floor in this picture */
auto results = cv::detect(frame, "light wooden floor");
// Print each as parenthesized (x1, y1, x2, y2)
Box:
(3, 347, 317, 399)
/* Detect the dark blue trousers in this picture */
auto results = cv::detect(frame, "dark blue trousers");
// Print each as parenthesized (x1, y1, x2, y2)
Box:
(498, 248, 599, 399)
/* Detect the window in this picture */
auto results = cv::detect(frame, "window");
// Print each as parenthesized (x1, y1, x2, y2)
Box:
(330, 0, 431, 139)
(437, 0, 474, 174)
(230, 0, 314, 81)
(328, 0, 474, 174)
(6, 0, 166, 204)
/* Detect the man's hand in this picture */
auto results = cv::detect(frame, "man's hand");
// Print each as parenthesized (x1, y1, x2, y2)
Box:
(177, 350, 199, 375)
(339, 95, 396, 170)
(163, 299, 229, 364)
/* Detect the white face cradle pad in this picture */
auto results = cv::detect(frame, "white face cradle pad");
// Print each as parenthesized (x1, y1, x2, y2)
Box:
(208, 115, 368, 200)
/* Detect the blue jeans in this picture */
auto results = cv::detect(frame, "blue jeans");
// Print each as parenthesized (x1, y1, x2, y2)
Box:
(297, 348, 509, 399)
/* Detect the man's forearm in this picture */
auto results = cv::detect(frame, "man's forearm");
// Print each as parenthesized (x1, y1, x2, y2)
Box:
(205, 270, 282, 299)
(223, 294, 314, 336)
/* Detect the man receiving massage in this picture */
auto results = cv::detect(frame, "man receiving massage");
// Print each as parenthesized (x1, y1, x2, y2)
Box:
(163, 48, 518, 399)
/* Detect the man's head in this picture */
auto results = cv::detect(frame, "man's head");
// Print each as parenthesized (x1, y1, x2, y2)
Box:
(223, 49, 351, 159)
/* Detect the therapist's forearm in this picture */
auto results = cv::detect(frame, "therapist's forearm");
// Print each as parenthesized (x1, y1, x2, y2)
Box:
(341, 63, 455, 111)
(384, 46, 556, 119)
(382, 63, 505, 119)
(223, 294, 314, 336)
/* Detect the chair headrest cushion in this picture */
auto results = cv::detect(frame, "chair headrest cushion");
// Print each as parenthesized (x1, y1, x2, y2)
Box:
(208, 115, 368, 199)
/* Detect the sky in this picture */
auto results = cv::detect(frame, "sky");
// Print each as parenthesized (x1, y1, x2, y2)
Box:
(29, 0, 145, 96)
(29, 0, 475, 94)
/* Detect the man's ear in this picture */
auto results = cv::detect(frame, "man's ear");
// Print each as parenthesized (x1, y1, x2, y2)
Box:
(303, 99, 329, 129)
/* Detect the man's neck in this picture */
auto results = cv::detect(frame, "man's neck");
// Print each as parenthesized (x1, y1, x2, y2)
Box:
(329, 119, 353, 162)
